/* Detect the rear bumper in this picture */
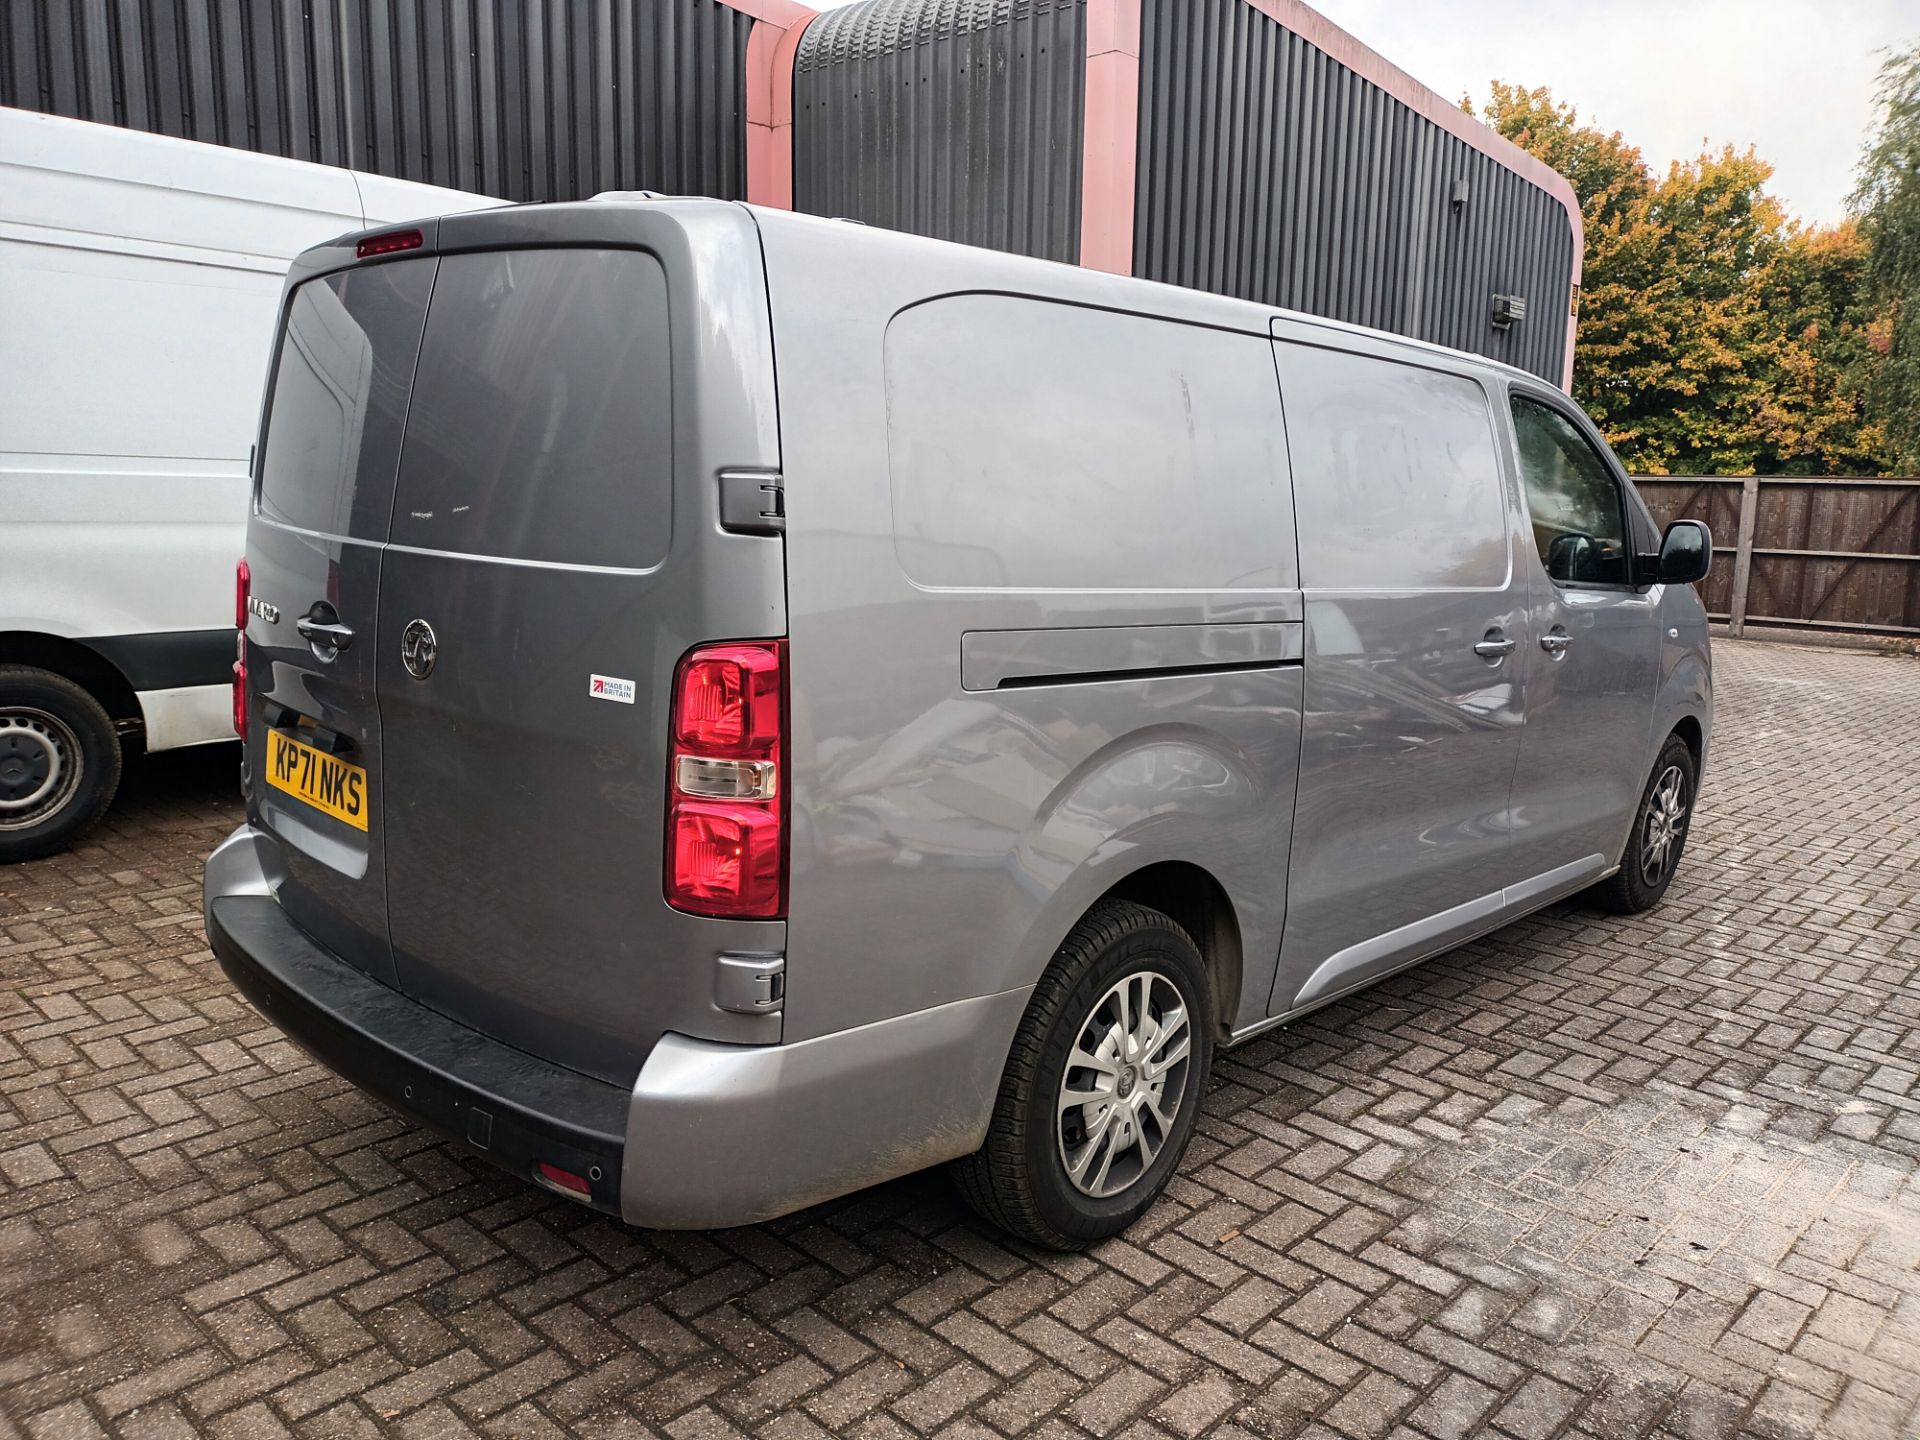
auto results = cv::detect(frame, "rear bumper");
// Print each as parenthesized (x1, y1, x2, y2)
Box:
(208, 892, 629, 1214)
(203, 824, 1030, 1230)
(620, 984, 1029, 1229)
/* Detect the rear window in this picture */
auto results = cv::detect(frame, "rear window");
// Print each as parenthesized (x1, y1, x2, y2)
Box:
(257, 259, 433, 538)
(1276, 345, 1509, 591)
(388, 249, 673, 570)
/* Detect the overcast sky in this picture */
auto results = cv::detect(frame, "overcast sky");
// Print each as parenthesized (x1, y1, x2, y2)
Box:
(809, 0, 1914, 225)
(1305, 0, 1912, 224)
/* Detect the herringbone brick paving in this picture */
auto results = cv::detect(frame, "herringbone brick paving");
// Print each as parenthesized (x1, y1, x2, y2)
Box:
(1, 639, 1915, 1439)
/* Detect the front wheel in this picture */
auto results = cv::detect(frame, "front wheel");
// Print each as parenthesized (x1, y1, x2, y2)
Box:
(0, 666, 123, 864)
(952, 899, 1214, 1250)
(1589, 734, 1697, 915)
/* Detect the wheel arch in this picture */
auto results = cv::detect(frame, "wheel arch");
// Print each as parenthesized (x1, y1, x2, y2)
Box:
(0, 632, 143, 733)
(999, 718, 1293, 1040)
(1669, 713, 1705, 768)
(1651, 640, 1712, 784)
(1099, 860, 1244, 1042)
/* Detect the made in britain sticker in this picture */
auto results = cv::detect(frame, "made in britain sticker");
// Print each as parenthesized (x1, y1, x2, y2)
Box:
(589, 674, 637, 704)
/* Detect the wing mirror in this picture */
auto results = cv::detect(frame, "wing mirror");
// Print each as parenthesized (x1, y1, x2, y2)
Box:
(1656, 520, 1712, 585)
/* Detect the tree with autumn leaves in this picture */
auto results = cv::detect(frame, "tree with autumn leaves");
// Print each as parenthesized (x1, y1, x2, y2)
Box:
(1854, 46, 1920, 470)
(1471, 59, 1917, 476)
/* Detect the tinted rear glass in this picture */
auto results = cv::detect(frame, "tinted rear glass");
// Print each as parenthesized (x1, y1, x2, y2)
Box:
(389, 249, 673, 570)
(256, 259, 434, 538)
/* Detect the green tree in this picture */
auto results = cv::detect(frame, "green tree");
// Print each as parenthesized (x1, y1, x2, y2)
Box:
(1474, 84, 1892, 475)
(1853, 45, 1920, 469)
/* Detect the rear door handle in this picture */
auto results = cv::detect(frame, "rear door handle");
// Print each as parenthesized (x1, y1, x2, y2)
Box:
(1473, 632, 1516, 659)
(296, 617, 355, 652)
(1540, 632, 1573, 655)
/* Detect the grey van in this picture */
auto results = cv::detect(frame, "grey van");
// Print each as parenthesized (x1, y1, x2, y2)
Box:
(203, 198, 1713, 1249)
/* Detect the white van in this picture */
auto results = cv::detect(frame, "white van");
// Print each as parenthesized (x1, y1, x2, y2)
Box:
(0, 109, 501, 860)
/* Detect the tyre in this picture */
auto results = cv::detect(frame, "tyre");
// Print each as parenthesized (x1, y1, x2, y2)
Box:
(953, 899, 1214, 1250)
(1588, 734, 1697, 915)
(0, 666, 123, 863)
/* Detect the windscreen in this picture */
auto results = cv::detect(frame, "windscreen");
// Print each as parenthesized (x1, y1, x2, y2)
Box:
(256, 260, 434, 539)
(388, 248, 674, 571)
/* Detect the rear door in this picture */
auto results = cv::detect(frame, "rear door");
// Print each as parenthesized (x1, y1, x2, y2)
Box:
(375, 248, 691, 1086)
(246, 257, 434, 985)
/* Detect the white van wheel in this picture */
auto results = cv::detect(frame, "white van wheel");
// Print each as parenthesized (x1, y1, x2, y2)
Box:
(0, 667, 122, 863)
(953, 899, 1213, 1250)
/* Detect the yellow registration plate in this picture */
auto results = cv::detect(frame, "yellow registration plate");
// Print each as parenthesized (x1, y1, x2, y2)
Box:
(264, 730, 369, 831)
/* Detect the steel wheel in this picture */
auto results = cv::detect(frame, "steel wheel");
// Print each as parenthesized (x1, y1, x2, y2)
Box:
(1637, 763, 1689, 889)
(0, 707, 83, 832)
(1057, 969, 1193, 1199)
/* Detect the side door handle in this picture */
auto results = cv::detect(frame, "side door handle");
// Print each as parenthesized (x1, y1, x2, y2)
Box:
(1540, 631, 1573, 656)
(1473, 631, 1516, 660)
(296, 614, 355, 653)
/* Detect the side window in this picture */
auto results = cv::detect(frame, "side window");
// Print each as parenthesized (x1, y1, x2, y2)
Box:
(1510, 395, 1631, 586)
(884, 294, 1295, 592)
(1275, 345, 1509, 590)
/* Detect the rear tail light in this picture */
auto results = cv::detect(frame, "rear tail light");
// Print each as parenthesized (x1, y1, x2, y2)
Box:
(355, 227, 423, 259)
(232, 558, 249, 736)
(666, 641, 786, 918)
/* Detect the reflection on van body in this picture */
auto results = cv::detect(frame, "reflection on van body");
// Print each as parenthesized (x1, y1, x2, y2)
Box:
(206, 198, 1712, 1251)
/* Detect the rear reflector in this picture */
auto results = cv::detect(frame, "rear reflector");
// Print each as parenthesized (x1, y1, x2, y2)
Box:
(666, 641, 786, 918)
(355, 227, 423, 259)
(536, 1162, 592, 1198)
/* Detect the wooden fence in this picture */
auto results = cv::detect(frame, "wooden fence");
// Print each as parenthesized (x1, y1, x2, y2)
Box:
(1633, 476, 1920, 637)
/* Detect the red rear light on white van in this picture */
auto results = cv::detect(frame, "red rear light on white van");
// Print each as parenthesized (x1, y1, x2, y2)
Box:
(665, 641, 786, 918)
(232, 558, 250, 736)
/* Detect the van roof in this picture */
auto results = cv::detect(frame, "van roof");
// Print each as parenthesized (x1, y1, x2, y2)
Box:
(1, 106, 503, 259)
(729, 199, 1558, 393)
(310, 187, 1556, 395)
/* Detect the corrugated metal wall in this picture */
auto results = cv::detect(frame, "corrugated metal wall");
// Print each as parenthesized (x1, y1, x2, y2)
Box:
(1134, 0, 1573, 381)
(0, 0, 751, 202)
(793, 0, 1083, 264)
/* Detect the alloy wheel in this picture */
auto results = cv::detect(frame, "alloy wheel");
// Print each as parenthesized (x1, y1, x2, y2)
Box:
(1057, 970, 1193, 1199)
(1638, 763, 1689, 888)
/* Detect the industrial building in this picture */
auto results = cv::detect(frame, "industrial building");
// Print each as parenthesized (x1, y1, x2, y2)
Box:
(1, 0, 1581, 383)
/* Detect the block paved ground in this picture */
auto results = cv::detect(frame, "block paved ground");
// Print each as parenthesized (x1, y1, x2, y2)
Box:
(1, 637, 1916, 1440)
